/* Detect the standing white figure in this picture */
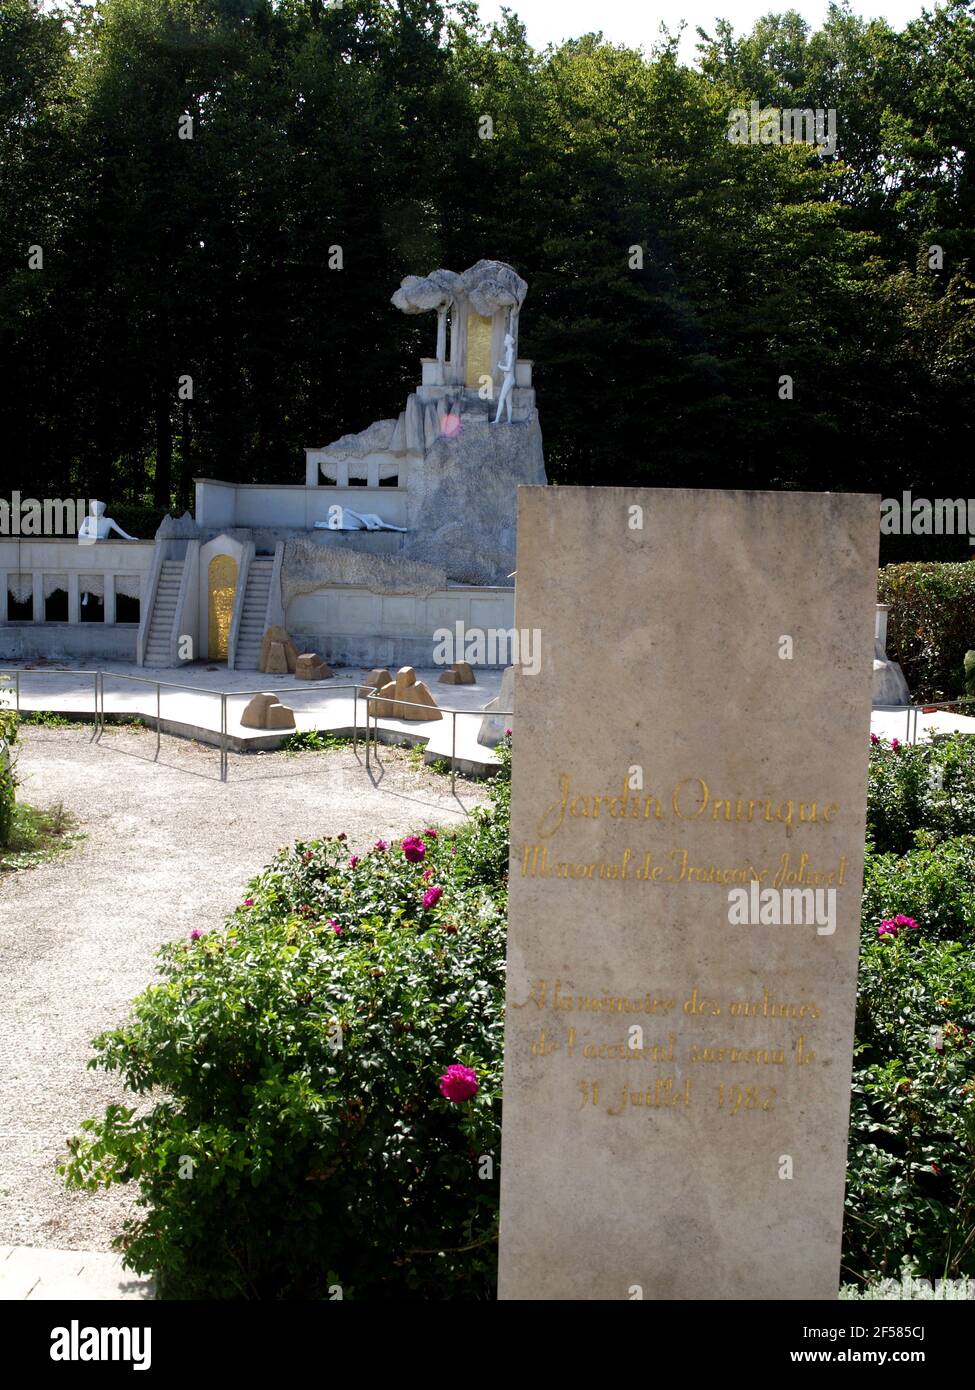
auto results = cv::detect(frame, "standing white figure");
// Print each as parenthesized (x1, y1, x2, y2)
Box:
(493, 332, 516, 424)
(78, 500, 136, 542)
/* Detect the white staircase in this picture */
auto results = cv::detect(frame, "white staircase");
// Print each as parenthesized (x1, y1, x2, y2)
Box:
(233, 558, 273, 669)
(143, 560, 183, 667)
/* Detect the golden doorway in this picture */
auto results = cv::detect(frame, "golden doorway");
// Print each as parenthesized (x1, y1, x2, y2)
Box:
(208, 554, 237, 660)
(465, 312, 494, 388)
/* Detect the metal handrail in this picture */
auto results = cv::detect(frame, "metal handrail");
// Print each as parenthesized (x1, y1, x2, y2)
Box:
(1, 665, 514, 790)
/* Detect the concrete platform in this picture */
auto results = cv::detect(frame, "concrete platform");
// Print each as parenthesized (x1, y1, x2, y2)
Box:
(0, 660, 509, 775)
(0, 1245, 153, 1300)
(871, 705, 975, 743)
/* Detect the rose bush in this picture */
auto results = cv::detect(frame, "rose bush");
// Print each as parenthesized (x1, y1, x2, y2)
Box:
(62, 742, 512, 1300)
(63, 729, 975, 1293)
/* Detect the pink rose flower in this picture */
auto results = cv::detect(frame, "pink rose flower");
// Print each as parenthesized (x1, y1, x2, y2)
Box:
(374, 839, 389, 851)
(329, 918, 342, 935)
(423, 828, 439, 839)
(189, 928, 204, 941)
(870, 733, 879, 745)
(243, 898, 254, 907)
(504, 727, 512, 736)
(422, 885, 443, 911)
(894, 914, 919, 930)
(438, 1064, 479, 1103)
(878, 919, 899, 939)
(402, 836, 426, 863)
(891, 738, 901, 751)
(348, 855, 359, 869)
(423, 867, 434, 881)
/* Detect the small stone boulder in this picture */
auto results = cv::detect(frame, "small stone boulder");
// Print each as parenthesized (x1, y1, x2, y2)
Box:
(260, 624, 299, 674)
(265, 701, 296, 730)
(240, 692, 296, 730)
(438, 661, 476, 685)
(296, 652, 333, 680)
(360, 667, 393, 695)
(265, 641, 289, 674)
(369, 665, 442, 721)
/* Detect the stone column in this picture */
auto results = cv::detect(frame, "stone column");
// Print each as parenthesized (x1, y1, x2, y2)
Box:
(105, 573, 117, 625)
(68, 572, 80, 624)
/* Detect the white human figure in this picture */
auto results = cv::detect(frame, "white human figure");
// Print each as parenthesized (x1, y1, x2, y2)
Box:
(78, 500, 136, 542)
(313, 509, 407, 533)
(493, 332, 516, 424)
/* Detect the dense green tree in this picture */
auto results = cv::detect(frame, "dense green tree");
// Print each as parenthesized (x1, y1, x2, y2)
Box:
(0, 0, 971, 534)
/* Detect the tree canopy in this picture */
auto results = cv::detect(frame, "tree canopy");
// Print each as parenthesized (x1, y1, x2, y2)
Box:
(2, 0, 972, 549)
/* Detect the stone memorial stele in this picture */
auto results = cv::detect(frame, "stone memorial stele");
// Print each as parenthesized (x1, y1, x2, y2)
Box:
(498, 486, 879, 1301)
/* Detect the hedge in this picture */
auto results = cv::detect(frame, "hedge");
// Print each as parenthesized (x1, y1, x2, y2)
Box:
(878, 561, 975, 701)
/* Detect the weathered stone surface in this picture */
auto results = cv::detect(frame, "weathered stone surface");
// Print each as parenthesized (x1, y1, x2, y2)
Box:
(367, 665, 442, 720)
(498, 486, 879, 1302)
(295, 652, 332, 680)
(398, 404, 545, 585)
(293, 390, 546, 589)
(478, 665, 514, 747)
(260, 624, 299, 673)
(239, 693, 280, 729)
(439, 661, 475, 685)
(264, 701, 296, 730)
(265, 641, 288, 675)
(397, 680, 441, 720)
(362, 667, 393, 693)
(281, 539, 446, 607)
(155, 510, 200, 540)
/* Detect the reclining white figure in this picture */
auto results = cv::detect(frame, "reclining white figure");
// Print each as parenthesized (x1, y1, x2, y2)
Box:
(314, 508, 407, 532)
(78, 500, 136, 542)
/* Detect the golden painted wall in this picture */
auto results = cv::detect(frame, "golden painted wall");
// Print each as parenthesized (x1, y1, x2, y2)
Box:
(208, 554, 237, 660)
(465, 312, 495, 388)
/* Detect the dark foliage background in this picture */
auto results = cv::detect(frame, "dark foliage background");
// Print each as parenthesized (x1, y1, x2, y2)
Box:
(2, 0, 973, 540)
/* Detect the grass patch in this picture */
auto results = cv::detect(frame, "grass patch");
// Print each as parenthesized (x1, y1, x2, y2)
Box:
(281, 729, 355, 755)
(19, 710, 74, 728)
(102, 715, 145, 732)
(0, 800, 83, 871)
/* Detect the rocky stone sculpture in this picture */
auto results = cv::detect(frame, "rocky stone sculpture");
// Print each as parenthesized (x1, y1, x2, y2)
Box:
(295, 653, 332, 680)
(240, 693, 296, 730)
(478, 665, 514, 747)
(369, 666, 442, 721)
(361, 667, 393, 694)
(438, 661, 475, 685)
(260, 624, 299, 674)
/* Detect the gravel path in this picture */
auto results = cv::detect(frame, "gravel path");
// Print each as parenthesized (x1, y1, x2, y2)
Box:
(0, 724, 487, 1251)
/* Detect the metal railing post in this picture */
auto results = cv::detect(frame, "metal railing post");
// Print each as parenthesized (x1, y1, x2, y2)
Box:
(451, 709, 457, 796)
(221, 692, 228, 783)
(365, 691, 371, 772)
(352, 687, 358, 756)
(15, 669, 19, 715)
(156, 682, 161, 758)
